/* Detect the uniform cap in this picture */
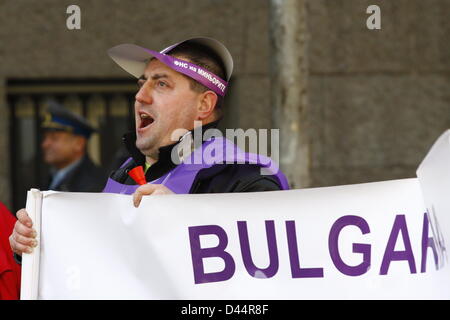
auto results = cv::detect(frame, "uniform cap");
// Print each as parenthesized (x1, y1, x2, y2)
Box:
(41, 101, 96, 139)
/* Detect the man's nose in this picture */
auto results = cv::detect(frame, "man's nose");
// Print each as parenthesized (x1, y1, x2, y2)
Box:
(135, 82, 153, 105)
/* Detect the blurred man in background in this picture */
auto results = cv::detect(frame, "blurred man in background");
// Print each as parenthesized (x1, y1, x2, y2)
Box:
(41, 102, 106, 192)
(7, 103, 108, 267)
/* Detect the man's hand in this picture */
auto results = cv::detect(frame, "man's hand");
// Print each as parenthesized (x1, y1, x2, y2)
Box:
(132, 184, 174, 208)
(9, 209, 38, 256)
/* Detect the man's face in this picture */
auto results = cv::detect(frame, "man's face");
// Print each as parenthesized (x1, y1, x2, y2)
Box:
(41, 131, 85, 169)
(134, 58, 201, 158)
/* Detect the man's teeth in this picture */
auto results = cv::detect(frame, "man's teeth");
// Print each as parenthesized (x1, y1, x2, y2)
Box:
(140, 113, 153, 128)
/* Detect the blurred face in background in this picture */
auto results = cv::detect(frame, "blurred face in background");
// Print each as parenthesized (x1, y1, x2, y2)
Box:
(41, 131, 86, 169)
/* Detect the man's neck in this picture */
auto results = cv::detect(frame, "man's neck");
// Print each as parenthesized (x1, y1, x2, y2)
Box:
(145, 156, 158, 166)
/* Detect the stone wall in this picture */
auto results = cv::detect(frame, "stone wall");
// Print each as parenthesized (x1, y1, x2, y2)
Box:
(307, 0, 450, 187)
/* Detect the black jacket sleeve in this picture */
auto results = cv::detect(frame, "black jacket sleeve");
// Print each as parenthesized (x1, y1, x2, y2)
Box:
(190, 164, 283, 193)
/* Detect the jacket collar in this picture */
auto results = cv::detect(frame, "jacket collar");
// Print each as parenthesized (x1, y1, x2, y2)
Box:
(122, 120, 222, 168)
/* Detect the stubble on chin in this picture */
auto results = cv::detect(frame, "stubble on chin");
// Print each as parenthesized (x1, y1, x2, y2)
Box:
(136, 137, 159, 160)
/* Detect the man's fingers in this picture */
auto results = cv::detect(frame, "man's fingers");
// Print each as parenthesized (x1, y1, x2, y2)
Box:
(135, 184, 158, 195)
(17, 209, 33, 228)
(9, 218, 37, 255)
(132, 184, 161, 208)
(13, 232, 38, 247)
(133, 192, 143, 208)
(133, 184, 158, 208)
(9, 235, 33, 255)
(15, 221, 36, 238)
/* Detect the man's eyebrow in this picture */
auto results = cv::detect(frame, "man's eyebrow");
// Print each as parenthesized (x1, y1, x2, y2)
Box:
(138, 74, 169, 81)
(151, 73, 169, 80)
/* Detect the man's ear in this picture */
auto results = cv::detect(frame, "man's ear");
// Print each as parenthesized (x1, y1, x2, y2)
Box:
(196, 91, 218, 120)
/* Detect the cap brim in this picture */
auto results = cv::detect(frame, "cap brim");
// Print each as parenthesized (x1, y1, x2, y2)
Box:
(108, 37, 234, 81)
(107, 44, 153, 79)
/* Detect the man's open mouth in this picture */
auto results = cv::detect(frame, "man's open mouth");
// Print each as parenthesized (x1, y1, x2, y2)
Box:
(139, 112, 154, 129)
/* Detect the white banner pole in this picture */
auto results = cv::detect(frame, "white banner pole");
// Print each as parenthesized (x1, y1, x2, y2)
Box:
(20, 188, 43, 300)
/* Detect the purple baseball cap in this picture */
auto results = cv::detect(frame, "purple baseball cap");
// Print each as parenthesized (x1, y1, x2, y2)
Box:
(107, 37, 233, 97)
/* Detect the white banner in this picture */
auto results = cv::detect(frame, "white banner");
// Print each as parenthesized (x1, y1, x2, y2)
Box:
(21, 131, 450, 300)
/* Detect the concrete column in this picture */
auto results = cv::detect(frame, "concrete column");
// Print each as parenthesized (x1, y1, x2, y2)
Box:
(269, 0, 310, 188)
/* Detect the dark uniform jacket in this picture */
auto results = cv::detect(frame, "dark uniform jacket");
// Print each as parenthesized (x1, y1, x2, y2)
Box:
(44, 155, 107, 192)
(109, 122, 283, 193)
